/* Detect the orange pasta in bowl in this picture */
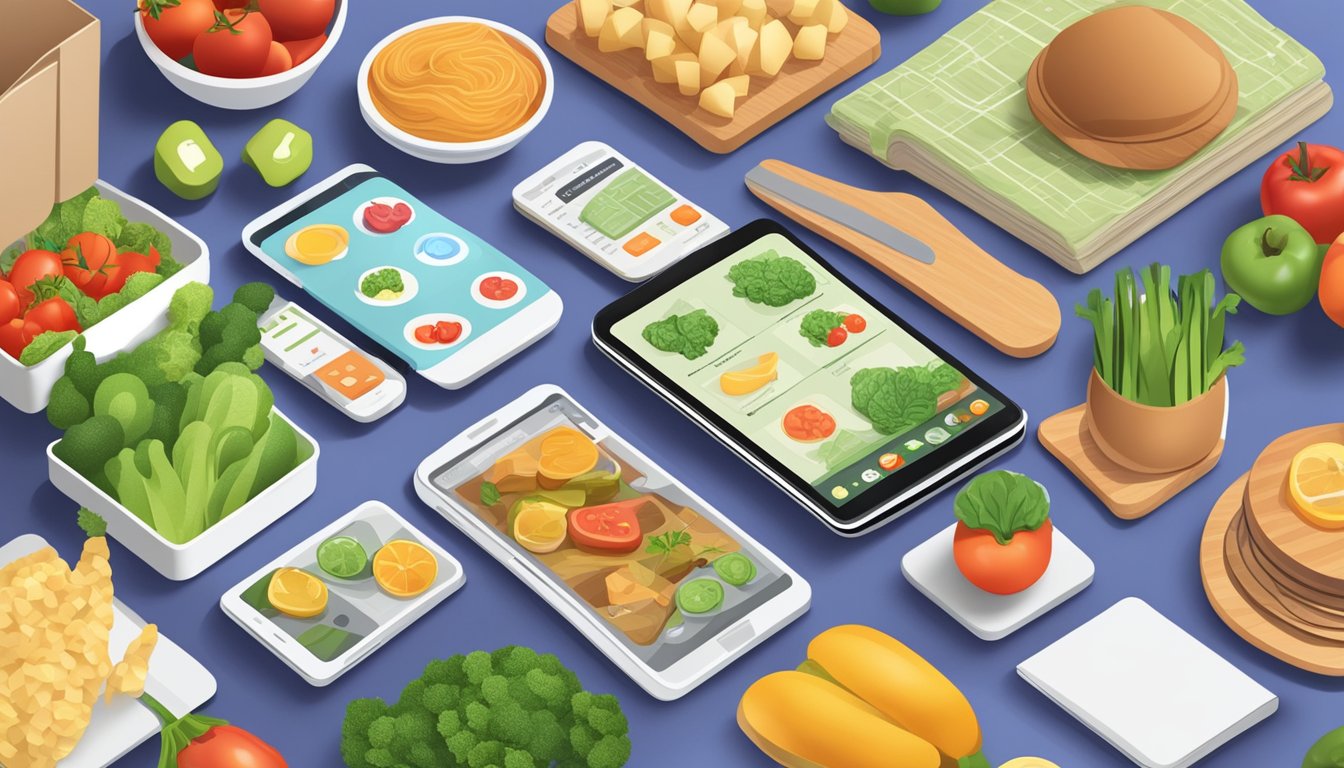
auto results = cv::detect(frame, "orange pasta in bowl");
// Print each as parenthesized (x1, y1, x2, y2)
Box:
(367, 22, 546, 144)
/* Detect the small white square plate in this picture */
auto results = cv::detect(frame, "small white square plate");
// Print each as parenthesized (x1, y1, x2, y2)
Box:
(902, 523, 1093, 640)
(1017, 597, 1277, 768)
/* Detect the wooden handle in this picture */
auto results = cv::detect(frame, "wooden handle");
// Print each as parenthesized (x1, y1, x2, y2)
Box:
(747, 159, 1061, 358)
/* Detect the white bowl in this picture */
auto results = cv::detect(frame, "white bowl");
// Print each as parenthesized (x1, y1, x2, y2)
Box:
(48, 409, 319, 581)
(134, 0, 347, 110)
(356, 16, 555, 164)
(0, 181, 209, 414)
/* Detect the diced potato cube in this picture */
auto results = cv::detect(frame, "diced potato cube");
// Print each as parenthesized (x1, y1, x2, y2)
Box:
(699, 79, 738, 117)
(652, 51, 697, 83)
(709, 0, 743, 18)
(643, 19, 677, 59)
(599, 6, 645, 51)
(676, 1, 718, 48)
(793, 23, 827, 60)
(727, 23, 758, 75)
(747, 18, 792, 76)
(577, 0, 614, 37)
(647, 0, 691, 25)
(675, 58, 702, 95)
(739, 0, 768, 27)
(815, 0, 849, 33)
(788, 0, 820, 24)
(698, 32, 737, 87)
(714, 15, 748, 39)
(721, 74, 750, 97)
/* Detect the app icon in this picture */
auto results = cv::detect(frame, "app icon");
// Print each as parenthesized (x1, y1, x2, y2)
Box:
(878, 453, 904, 471)
(861, 469, 881, 483)
(904, 439, 924, 452)
(831, 486, 849, 500)
(925, 427, 951, 445)
(970, 399, 989, 416)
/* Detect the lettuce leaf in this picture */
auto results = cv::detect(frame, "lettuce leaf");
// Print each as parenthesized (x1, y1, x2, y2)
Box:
(954, 470, 1050, 544)
(642, 309, 719, 360)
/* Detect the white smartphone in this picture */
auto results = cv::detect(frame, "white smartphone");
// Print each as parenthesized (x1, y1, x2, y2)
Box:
(413, 384, 811, 700)
(243, 164, 563, 389)
(220, 500, 465, 686)
(258, 296, 406, 422)
(512, 142, 729, 281)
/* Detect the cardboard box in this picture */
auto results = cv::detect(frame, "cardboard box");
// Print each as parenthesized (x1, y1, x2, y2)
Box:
(0, 0, 99, 246)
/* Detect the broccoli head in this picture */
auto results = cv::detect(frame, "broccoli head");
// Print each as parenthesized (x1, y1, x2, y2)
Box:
(360, 268, 405, 300)
(232, 281, 276, 315)
(52, 414, 125, 480)
(341, 647, 631, 768)
(168, 281, 213, 334)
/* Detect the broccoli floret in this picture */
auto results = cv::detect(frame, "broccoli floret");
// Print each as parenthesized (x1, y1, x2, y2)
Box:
(587, 735, 633, 768)
(196, 302, 263, 376)
(47, 376, 91, 430)
(168, 281, 212, 333)
(232, 281, 276, 315)
(60, 335, 103, 404)
(52, 414, 125, 480)
(341, 698, 390, 768)
(360, 268, 404, 299)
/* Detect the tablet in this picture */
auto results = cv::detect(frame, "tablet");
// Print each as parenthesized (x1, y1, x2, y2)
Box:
(592, 220, 1027, 535)
(413, 384, 810, 700)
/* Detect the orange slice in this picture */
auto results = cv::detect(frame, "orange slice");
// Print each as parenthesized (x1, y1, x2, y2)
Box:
(268, 567, 329, 618)
(373, 540, 439, 598)
(537, 427, 599, 484)
(512, 501, 568, 553)
(1288, 442, 1344, 529)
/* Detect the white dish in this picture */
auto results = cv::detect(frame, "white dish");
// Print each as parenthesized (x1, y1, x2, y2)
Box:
(902, 522, 1093, 641)
(1018, 597, 1278, 768)
(0, 181, 209, 413)
(0, 534, 216, 768)
(470, 271, 527, 309)
(354, 266, 418, 307)
(134, 0, 347, 110)
(352, 197, 416, 236)
(356, 17, 554, 164)
(47, 408, 319, 581)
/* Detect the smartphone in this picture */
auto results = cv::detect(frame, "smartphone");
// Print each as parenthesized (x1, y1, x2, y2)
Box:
(413, 384, 811, 700)
(242, 164, 563, 389)
(512, 141, 729, 282)
(220, 500, 465, 686)
(258, 296, 406, 422)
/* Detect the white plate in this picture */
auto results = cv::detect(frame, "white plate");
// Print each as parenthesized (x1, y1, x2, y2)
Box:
(0, 534, 216, 768)
(902, 522, 1093, 641)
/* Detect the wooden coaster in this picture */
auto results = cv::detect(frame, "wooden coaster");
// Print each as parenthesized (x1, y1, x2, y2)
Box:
(1037, 404, 1223, 520)
(1201, 473, 1344, 676)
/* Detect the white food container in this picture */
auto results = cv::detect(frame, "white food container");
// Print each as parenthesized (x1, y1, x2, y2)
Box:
(134, 0, 347, 110)
(1, 180, 209, 413)
(47, 409, 319, 581)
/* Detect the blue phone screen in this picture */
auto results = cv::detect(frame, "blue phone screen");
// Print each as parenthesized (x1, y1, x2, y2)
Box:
(259, 176, 549, 371)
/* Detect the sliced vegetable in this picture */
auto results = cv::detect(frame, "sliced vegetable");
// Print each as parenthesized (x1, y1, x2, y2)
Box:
(676, 577, 724, 614)
(568, 498, 645, 553)
(242, 119, 312, 188)
(713, 553, 756, 585)
(317, 535, 368, 579)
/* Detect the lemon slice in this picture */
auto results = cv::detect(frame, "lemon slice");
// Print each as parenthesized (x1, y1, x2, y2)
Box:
(513, 502, 568, 554)
(268, 567, 328, 618)
(720, 352, 779, 396)
(1288, 442, 1344, 528)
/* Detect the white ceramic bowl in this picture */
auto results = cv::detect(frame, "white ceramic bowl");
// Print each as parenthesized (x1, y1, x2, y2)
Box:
(134, 0, 347, 110)
(356, 16, 555, 164)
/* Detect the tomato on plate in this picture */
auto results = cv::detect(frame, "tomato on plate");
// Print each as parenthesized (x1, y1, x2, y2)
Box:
(842, 313, 866, 333)
(193, 9, 273, 79)
(434, 321, 462, 344)
(413, 324, 437, 344)
(282, 34, 326, 66)
(140, 0, 217, 61)
(568, 499, 644, 553)
(257, 0, 334, 42)
(0, 281, 20, 325)
(825, 326, 848, 347)
(1321, 236, 1344, 328)
(953, 518, 1053, 596)
(0, 319, 43, 360)
(177, 724, 287, 768)
(782, 404, 836, 442)
(1261, 142, 1344, 244)
(7, 249, 63, 306)
(363, 202, 411, 234)
(479, 276, 519, 302)
(61, 232, 119, 299)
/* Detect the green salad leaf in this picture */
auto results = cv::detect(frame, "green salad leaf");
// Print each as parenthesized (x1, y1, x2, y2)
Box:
(799, 309, 847, 347)
(19, 331, 79, 366)
(954, 470, 1050, 545)
(479, 481, 501, 507)
(642, 309, 719, 360)
(726, 250, 816, 307)
(850, 361, 963, 435)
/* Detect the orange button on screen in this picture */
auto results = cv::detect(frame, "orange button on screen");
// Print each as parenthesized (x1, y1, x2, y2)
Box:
(623, 232, 661, 257)
(670, 205, 701, 226)
(317, 350, 385, 400)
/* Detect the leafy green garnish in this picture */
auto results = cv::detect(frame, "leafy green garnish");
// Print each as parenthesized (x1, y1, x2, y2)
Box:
(799, 309, 847, 347)
(76, 507, 107, 538)
(19, 331, 79, 366)
(479, 481, 501, 507)
(726, 250, 816, 307)
(641, 309, 719, 360)
(646, 530, 692, 556)
(954, 470, 1050, 545)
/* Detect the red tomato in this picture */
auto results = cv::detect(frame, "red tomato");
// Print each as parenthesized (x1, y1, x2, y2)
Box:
(1321, 237, 1344, 328)
(414, 324, 437, 344)
(0, 281, 20, 325)
(434, 321, 462, 344)
(568, 500, 644, 553)
(193, 9, 273, 79)
(177, 725, 287, 768)
(362, 202, 411, 234)
(1261, 142, 1344, 244)
(842, 313, 866, 333)
(101, 246, 162, 297)
(825, 326, 848, 347)
(140, 0, 217, 61)
(0, 319, 43, 360)
(61, 233, 119, 299)
(282, 34, 326, 66)
(953, 518, 1053, 595)
(7, 249, 64, 306)
(256, 0, 334, 42)
(782, 405, 836, 442)
(27, 297, 80, 333)
(212, 0, 249, 8)
(258, 41, 292, 76)
(479, 276, 519, 301)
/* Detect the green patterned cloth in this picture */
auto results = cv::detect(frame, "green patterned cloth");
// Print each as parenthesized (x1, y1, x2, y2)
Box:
(829, 0, 1323, 247)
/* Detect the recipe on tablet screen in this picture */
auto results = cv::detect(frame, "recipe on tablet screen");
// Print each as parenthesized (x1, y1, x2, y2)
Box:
(609, 232, 1005, 505)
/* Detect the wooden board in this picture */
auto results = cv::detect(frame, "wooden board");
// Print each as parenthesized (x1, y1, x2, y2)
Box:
(1201, 474, 1344, 676)
(545, 0, 881, 154)
(746, 159, 1060, 358)
(1038, 404, 1223, 520)
(1243, 424, 1344, 595)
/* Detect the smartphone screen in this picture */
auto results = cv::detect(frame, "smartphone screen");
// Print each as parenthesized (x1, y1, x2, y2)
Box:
(253, 174, 551, 371)
(260, 301, 387, 405)
(426, 392, 793, 672)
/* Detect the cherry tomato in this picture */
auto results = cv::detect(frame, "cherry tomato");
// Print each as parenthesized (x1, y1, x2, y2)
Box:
(825, 326, 848, 347)
(413, 324, 437, 344)
(953, 518, 1053, 595)
(258, 41, 293, 76)
(1321, 236, 1344, 328)
(140, 0, 217, 61)
(0, 319, 43, 360)
(177, 724, 287, 768)
(61, 232, 119, 299)
(568, 499, 645, 553)
(362, 202, 411, 234)
(7, 249, 64, 306)
(282, 34, 326, 66)
(0, 281, 19, 325)
(1261, 142, 1344, 244)
(27, 297, 80, 334)
(193, 9, 273, 79)
(434, 321, 462, 344)
(479, 276, 519, 301)
(842, 313, 866, 333)
(256, 0, 334, 42)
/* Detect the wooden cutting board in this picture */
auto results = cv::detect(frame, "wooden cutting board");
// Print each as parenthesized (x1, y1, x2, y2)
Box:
(545, 0, 881, 154)
(1243, 424, 1344, 595)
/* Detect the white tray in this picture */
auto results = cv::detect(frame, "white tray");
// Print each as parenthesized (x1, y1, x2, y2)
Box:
(0, 534, 216, 768)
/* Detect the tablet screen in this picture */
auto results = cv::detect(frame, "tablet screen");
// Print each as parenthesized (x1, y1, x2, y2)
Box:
(608, 230, 1006, 508)
(426, 392, 792, 672)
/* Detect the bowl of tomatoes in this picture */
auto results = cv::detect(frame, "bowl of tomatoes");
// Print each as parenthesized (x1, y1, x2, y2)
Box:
(135, 0, 346, 110)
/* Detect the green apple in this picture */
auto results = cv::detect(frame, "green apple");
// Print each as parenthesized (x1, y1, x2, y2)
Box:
(1219, 214, 1322, 315)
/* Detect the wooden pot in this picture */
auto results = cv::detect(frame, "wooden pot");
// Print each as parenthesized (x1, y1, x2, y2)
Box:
(1084, 370, 1226, 474)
